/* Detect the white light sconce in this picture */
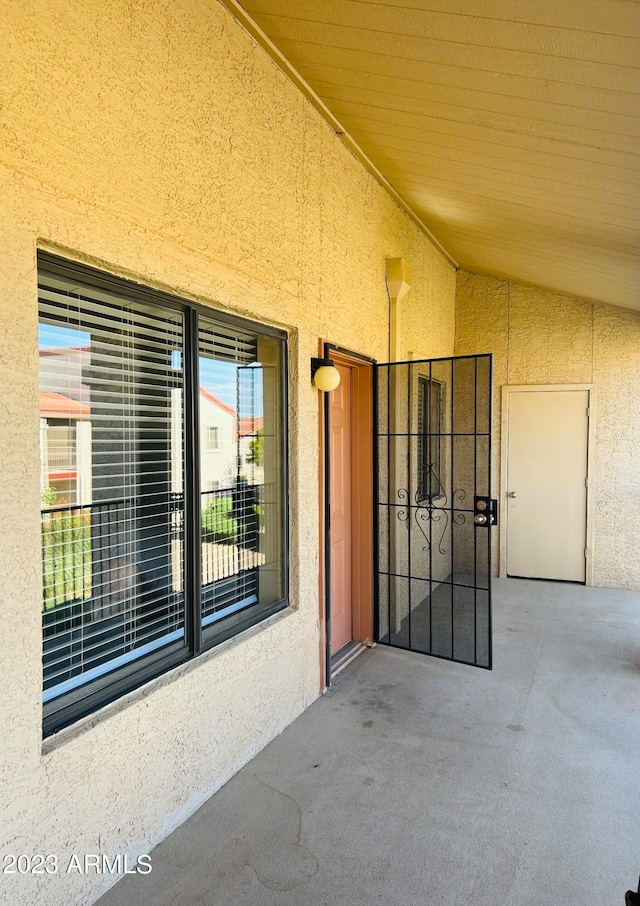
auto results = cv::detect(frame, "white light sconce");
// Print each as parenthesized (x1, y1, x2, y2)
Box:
(311, 357, 341, 392)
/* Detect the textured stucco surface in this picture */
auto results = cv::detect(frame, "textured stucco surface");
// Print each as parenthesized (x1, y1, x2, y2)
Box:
(0, 2, 454, 905)
(455, 270, 640, 588)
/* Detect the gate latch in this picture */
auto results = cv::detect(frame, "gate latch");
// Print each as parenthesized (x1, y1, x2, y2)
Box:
(474, 496, 498, 527)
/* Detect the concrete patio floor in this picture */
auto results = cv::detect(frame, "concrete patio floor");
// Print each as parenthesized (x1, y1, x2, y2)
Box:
(97, 578, 640, 906)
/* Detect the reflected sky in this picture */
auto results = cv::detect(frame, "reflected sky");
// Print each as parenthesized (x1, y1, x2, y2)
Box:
(39, 324, 263, 415)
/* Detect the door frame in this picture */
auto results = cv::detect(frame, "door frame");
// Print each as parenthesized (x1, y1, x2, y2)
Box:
(319, 342, 375, 690)
(500, 384, 596, 586)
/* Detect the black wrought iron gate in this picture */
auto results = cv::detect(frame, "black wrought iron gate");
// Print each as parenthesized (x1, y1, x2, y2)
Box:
(374, 354, 494, 669)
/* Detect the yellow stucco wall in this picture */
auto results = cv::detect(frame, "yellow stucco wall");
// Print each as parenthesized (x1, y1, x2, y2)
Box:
(455, 270, 640, 588)
(0, 2, 455, 904)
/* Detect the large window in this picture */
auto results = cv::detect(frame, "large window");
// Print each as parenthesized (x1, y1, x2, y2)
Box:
(38, 253, 288, 736)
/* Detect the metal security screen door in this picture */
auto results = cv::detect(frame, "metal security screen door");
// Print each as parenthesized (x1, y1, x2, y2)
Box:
(375, 355, 493, 669)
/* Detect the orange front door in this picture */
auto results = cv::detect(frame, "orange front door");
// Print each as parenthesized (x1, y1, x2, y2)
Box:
(329, 364, 353, 654)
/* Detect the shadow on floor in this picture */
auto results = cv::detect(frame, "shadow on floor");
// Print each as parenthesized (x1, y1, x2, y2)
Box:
(97, 578, 640, 906)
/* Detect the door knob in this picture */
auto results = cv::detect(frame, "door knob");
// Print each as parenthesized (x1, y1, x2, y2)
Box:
(508, 491, 517, 498)
(474, 514, 487, 525)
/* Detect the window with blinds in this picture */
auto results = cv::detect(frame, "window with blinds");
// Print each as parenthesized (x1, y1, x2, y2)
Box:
(38, 253, 288, 736)
(198, 316, 285, 639)
(417, 377, 444, 503)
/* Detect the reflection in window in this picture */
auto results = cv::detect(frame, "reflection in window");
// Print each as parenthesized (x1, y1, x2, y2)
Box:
(39, 267, 185, 736)
(198, 318, 285, 636)
(205, 426, 220, 450)
(417, 377, 444, 503)
(38, 253, 288, 736)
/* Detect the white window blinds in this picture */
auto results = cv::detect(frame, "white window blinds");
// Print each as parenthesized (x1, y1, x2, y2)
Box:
(40, 271, 186, 706)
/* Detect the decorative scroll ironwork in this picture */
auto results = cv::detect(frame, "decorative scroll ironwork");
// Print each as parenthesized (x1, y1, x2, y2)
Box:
(396, 476, 468, 556)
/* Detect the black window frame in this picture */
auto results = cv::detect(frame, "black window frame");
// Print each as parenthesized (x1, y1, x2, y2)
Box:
(38, 252, 289, 737)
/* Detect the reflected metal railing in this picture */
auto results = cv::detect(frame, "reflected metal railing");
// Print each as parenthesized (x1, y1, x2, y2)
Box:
(40, 483, 266, 692)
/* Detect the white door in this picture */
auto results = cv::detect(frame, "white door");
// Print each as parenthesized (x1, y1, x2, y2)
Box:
(506, 389, 589, 582)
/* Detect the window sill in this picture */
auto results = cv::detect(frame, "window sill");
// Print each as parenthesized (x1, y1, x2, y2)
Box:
(41, 602, 294, 756)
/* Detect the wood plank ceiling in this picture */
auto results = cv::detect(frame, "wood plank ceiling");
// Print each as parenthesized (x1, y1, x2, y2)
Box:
(227, 0, 640, 310)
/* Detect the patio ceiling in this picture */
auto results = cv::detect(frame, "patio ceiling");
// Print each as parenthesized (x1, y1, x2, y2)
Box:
(224, 0, 640, 311)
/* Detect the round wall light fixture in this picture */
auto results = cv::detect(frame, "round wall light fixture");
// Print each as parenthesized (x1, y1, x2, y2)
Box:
(311, 357, 341, 392)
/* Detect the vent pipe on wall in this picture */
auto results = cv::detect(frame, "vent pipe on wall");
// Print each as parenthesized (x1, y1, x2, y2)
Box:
(385, 257, 412, 635)
(386, 257, 412, 362)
